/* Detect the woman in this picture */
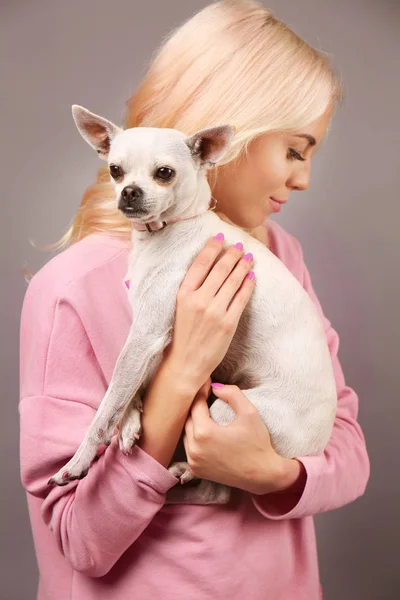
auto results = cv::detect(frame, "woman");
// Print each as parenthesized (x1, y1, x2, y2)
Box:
(19, 1, 370, 598)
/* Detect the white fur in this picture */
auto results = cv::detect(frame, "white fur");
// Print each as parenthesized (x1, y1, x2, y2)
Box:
(48, 106, 337, 504)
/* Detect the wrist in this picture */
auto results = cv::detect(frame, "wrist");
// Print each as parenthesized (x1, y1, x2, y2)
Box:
(160, 357, 202, 398)
(273, 457, 307, 494)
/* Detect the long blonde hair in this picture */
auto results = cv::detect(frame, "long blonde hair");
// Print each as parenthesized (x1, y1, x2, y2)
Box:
(39, 0, 342, 255)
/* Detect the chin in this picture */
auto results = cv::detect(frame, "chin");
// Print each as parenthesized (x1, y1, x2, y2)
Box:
(248, 211, 269, 228)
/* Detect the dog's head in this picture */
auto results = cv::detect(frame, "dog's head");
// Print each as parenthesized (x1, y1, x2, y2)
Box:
(71, 105, 235, 224)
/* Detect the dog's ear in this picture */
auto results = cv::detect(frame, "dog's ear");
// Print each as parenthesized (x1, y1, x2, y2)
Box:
(71, 105, 123, 160)
(185, 125, 235, 169)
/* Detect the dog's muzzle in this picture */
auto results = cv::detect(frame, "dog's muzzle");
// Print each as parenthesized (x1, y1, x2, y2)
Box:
(119, 185, 145, 214)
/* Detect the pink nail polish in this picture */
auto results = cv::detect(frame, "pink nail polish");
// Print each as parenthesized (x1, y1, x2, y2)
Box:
(214, 232, 224, 240)
(244, 252, 253, 261)
(124, 279, 130, 289)
(211, 382, 224, 388)
(234, 242, 243, 250)
(248, 271, 255, 281)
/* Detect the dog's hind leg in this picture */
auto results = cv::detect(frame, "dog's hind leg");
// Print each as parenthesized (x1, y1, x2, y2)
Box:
(209, 384, 331, 459)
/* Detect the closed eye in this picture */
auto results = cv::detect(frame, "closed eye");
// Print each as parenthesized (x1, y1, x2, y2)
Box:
(287, 148, 306, 162)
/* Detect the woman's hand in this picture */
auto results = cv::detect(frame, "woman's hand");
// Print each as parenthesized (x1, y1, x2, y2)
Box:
(183, 380, 306, 496)
(163, 233, 255, 393)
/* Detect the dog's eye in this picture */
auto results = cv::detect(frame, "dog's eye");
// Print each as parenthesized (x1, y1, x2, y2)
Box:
(109, 165, 123, 179)
(156, 167, 175, 181)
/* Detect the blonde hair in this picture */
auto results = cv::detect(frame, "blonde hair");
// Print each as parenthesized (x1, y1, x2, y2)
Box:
(32, 0, 342, 264)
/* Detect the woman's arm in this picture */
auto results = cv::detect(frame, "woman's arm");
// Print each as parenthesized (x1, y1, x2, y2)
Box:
(137, 356, 200, 468)
(20, 232, 257, 576)
(19, 282, 196, 578)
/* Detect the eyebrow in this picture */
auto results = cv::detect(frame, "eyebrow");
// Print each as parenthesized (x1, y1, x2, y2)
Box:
(295, 134, 316, 147)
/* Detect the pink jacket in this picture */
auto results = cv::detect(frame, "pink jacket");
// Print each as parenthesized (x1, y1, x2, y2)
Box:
(19, 220, 370, 600)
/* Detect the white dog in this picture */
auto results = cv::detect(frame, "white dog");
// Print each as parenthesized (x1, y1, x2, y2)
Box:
(48, 105, 337, 504)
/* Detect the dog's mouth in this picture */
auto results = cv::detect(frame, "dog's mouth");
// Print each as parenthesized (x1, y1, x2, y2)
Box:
(120, 207, 149, 219)
(118, 200, 169, 224)
(121, 210, 164, 226)
(120, 206, 170, 225)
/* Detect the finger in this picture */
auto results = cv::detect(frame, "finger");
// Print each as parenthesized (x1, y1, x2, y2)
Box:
(195, 377, 212, 399)
(197, 242, 246, 300)
(214, 252, 254, 311)
(183, 417, 194, 457)
(190, 393, 213, 426)
(211, 384, 256, 417)
(184, 414, 194, 441)
(226, 270, 255, 322)
(178, 235, 226, 292)
(183, 431, 188, 456)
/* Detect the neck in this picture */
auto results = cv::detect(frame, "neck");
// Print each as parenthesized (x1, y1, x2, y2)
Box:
(215, 210, 270, 247)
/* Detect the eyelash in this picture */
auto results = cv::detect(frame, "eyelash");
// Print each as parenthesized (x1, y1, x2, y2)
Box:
(287, 148, 306, 162)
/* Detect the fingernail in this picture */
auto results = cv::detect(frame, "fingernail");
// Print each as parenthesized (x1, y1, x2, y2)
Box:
(248, 271, 255, 281)
(211, 382, 224, 388)
(244, 252, 253, 261)
(234, 242, 243, 250)
(214, 232, 224, 240)
(124, 279, 130, 289)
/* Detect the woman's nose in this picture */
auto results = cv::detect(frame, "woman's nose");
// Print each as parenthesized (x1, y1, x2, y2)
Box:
(288, 163, 310, 191)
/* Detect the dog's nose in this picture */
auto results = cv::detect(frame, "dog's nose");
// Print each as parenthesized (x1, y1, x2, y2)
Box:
(121, 185, 143, 207)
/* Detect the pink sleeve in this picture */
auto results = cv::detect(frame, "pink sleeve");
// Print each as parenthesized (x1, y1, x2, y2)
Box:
(19, 281, 178, 577)
(251, 261, 370, 520)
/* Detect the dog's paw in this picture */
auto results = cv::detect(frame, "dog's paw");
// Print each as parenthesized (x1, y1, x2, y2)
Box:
(118, 407, 143, 455)
(48, 457, 91, 487)
(209, 398, 236, 426)
(165, 480, 231, 505)
(168, 461, 197, 485)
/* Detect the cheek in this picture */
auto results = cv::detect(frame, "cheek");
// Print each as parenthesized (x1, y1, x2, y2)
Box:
(247, 143, 286, 190)
(261, 155, 288, 188)
(223, 165, 250, 199)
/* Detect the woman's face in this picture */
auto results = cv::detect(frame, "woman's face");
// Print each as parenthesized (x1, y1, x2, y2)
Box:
(211, 107, 332, 232)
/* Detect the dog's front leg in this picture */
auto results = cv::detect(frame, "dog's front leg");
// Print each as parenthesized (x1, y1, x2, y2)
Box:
(48, 324, 171, 486)
(118, 391, 144, 454)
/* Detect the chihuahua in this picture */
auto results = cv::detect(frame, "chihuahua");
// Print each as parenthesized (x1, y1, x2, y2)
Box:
(48, 105, 337, 504)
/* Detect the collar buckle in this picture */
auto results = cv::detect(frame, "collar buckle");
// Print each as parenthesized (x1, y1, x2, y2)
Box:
(145, 220, 168, 233)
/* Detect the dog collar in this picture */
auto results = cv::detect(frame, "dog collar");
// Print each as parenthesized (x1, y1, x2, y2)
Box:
(131, 196, 218, 233)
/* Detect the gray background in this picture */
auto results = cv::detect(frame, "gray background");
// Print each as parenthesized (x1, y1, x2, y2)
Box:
(1, 0, 399, 598)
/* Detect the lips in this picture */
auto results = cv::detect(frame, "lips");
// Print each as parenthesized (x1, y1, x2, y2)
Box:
(269, 197, 287, 213)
